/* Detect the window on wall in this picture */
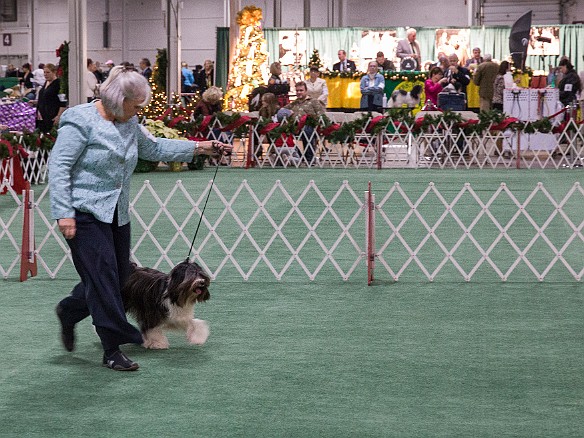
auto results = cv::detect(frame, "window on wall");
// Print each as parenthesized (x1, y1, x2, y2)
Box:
(1, 0, 18, 22)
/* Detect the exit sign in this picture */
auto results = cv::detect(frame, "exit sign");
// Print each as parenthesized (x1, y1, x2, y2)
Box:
(3, 34, 12, 46)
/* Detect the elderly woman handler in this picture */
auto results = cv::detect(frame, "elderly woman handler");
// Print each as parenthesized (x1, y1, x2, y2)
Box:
(49, 66, 230, 371)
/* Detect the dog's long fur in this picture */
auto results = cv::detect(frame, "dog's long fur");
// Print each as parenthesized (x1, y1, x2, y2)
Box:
(121, 260, 211, 349)
(387, 84, 423, 108)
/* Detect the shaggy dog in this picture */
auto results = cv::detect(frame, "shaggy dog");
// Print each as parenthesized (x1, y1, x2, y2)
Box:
(121, 260, 211, 349)
(386, 84, 423, 108)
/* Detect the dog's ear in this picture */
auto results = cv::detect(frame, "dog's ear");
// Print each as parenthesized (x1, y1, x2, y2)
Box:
(410, 85, 423, 100)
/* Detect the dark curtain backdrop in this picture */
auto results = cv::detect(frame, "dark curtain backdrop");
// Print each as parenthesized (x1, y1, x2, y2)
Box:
(216, 27, 229, 91)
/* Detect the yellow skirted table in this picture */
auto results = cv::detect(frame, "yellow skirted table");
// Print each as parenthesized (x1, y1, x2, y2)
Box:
(324, 74, 530, 110)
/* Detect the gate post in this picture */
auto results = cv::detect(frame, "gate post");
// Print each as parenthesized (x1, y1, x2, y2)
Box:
(20, 183, 37, 281)
(365, 181, 375, 285)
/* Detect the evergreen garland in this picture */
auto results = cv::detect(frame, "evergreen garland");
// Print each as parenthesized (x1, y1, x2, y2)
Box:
(55, 41, 70, 98)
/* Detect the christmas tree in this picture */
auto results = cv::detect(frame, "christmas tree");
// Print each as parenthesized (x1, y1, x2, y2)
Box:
(224, 6, 270, 111)
(308, 49, 324, 69)
(140, 49, 168, 120)
(141, 48, 199, 120)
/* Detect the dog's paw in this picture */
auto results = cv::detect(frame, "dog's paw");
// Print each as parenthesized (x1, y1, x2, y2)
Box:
(142, 331, 169, 349)
(187, 319, 209, 345)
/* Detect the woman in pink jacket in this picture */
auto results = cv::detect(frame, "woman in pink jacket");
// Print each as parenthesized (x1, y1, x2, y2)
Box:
(424, 67, 449, 105)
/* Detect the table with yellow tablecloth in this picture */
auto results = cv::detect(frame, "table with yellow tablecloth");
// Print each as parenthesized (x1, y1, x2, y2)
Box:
(324, 74, 530, 110)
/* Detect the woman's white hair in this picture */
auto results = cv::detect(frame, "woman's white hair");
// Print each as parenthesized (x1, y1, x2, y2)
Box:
(99, 66, 151, 118)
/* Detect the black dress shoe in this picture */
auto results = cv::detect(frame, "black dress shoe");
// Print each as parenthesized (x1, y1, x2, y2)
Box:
(55, 305, 75, 352)
(102, 350, 140, 371)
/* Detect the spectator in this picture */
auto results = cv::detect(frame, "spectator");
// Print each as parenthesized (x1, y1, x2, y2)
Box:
(257, 92, 280, 161)
(139, 58, 152, 80)
(465, 47, 484, 68)
(333, 50, 356, 72)
(203, 60, 214, 89)
(258, 92, 279, 119)
(193, 64, 205, 91)
(93, 61, 105, 83)
(444, 53, 471, 96)
(437, 56, 450, 74)
(492, 61, 514, 111)
(84, 59, 99, 102)
(557, 58, 582, 107)
(36, 63, 67, 133)
(376, 51, 395, 71)
(193, 86, 223, 117)
(5, 64, 18, 77)
(360, 61, 385, 112)
(267, 62, 290, 107)
(424, 66, 449, 106)
(181, 62, 194, 93)
(284, 81, 325, 166)
(19, 63, 36, 100)
(396, 29, 421, 69)
(32, 63, 46, 91)
(102, 60, 115, 80)
(472, 54, 500, 111)
(305, 66, 328, 107)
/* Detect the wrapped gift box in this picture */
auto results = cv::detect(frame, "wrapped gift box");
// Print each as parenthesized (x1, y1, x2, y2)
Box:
(0, 100, 36, 132)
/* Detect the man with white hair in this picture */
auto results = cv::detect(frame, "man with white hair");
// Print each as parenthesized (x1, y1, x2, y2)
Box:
(472, 54, 500, 111)
(396, 28, 422, 68)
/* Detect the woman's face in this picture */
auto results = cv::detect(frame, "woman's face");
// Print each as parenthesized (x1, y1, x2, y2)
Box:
(44, 68, 56, 81)
(119, 98, 145, 122)
(368, 63, 378, 74)
(309, 69, 319, 80)
(432, 71, 443, 82)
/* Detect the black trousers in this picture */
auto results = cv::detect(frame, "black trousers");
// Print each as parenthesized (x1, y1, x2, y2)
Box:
(57, 210, 142, 351)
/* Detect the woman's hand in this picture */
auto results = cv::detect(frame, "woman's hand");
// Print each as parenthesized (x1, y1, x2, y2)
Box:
(197, 140, 233, 157)
(58, 218, 76, 239)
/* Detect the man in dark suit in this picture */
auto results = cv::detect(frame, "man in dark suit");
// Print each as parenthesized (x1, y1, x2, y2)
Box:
(396, 28, 421, 70)
(333, 50, 356, 72)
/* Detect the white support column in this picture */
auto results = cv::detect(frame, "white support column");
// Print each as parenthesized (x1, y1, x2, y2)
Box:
(165, 0, 181, 102)
(273, 0, 282, 27)
(68, 0, 87, 107)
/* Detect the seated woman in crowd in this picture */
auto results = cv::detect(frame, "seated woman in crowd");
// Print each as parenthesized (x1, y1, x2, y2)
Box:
(267, 62, 290, 107)
(305, 66, 328, 107)
(194, 86, 229, 165)
(258, 92, 280, 119)
(424, 66, 449, 106)
(194, 86, 223, 117)
(19, 63, 36, 100)
(360, 61, 385, 112)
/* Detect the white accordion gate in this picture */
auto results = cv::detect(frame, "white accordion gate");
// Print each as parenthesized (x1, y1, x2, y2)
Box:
(1, 179, 582, 282)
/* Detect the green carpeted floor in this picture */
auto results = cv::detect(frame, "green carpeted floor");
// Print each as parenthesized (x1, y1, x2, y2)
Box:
(1, 169, 583, 436)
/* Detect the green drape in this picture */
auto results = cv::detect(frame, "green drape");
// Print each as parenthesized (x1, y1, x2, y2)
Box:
(262, 25, 583, 73)
(215, 27, 229, 91)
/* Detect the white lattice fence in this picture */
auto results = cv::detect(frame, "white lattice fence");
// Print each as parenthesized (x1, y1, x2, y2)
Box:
(241, 115, 584, 170)
(0, 179, 22, 279)
(1, 180, 582, 282)
(373, 182, 584, 281)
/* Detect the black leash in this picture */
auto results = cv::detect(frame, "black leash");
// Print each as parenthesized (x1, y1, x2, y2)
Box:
(186, 163, 220, 262)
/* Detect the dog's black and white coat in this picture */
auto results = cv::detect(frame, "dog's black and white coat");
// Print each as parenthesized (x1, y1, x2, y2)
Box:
(121, 260, 211, 349)
(386, 84, 423, 108)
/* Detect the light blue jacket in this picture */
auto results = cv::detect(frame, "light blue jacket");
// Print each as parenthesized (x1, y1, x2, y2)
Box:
(48, 103, 196, 226)
(360, 73, 386, 109)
